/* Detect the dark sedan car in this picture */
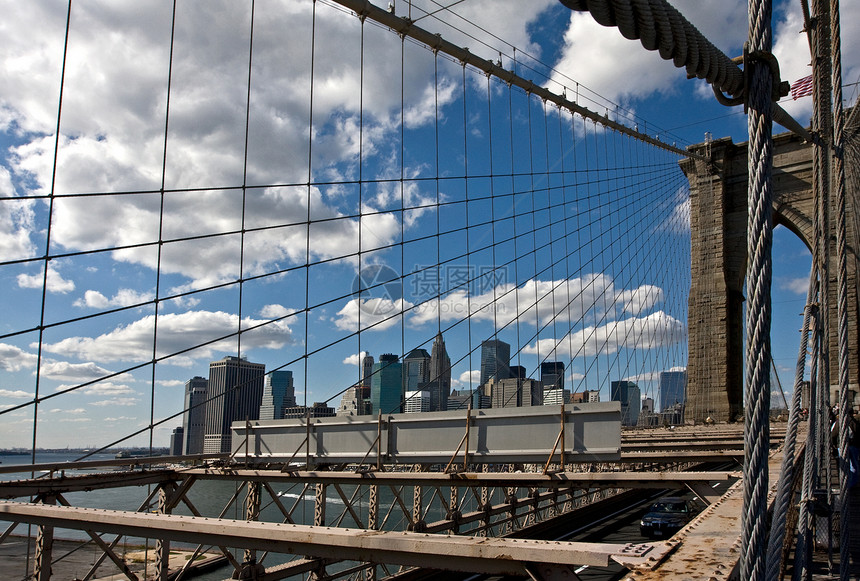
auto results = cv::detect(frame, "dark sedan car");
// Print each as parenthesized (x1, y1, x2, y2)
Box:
(639, 497, 697, 537)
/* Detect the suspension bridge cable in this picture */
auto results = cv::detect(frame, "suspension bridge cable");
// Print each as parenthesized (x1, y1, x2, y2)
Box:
(741, 0, 775, 577)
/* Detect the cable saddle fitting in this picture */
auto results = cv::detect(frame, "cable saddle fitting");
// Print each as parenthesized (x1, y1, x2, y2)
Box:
(713, 43, 790, 110)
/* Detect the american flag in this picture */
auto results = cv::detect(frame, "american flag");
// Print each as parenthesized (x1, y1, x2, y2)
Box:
(790, 75, 813, 100)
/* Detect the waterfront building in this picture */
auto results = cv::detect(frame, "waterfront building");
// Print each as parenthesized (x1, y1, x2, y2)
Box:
(404, 390, 431, 413)
(202, 356, 266, 454)
(480, 339, 511, 386)
(371, 354, 403, 415)
(659, 370, 687, 411)
(182, 376, 208, 455)
(611, 380, 641, 426)
(259, 370, 295, 420)
(169, 426, 184, 456)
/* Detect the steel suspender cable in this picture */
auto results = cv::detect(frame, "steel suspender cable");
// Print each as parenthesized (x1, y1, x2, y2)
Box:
(742, 0, 775, 578)
(766, 269, 816, 580)
(829, 0, 850, 576)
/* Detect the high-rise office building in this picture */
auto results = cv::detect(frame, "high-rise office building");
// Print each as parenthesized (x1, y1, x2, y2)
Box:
(480, 339, 511, 386)
(659, 370, 687, 411)
(509, 365, 526, 380)
(182, 376, 208, 455)
(488, 377, 521, 408)
(611, 380, 641, 426)
(403, 348, 431, 392)
(540, 361, 565, 391)
(426, 333, 452, 411)
(202, 356, 266, 454)
(371, 354, 403, 415)
(543, 388, 570, 406)
(259, 370, 295, 420)
(361, 354, 375, 388)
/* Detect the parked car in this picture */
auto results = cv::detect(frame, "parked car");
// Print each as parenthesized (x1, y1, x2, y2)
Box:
(639, 497, 697, 537)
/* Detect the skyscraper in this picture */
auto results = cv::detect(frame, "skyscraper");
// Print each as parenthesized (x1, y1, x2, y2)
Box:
(361, 354, 375, 388)
(202, 356, 266, 454)
(480, 339, 511, 386)
(182, 376, 208, 455)
(659, 370, 687, 411)
(403, 348, 431, 391)
(540, 361, 564, 391)
(422, 333, 452, 411)
(371, 354, 403, 415)
(259, 370, 295, 420)
(611, 380, 641, 426)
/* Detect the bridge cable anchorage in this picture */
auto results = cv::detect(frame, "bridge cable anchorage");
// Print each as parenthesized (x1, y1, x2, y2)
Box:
(558, 0, 810, 142)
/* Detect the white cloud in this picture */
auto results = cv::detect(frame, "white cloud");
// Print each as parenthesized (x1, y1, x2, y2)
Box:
(524, 311, 685, 359)
(91, 397, 139, 407)
(36, 309, 294, 365)
(259, 304, 300, 321)
(0, 167, 37, 261)
(458, 370, 481, 386)
(343, 351, 369, 366)
(40, 361, 134, 384)
(57, 382, 135, 396)
(0, 389, 31, 399)
(335, 298, 415, 332)
(17, 265, 75, 294)
(409, 274, 663, 331)
(74, 289, 154, 309)
(0, 343, 38, 371)
(780, 277, 809, 295)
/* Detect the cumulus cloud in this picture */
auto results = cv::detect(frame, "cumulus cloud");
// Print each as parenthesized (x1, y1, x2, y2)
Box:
(523, 311, 685, 359)
(35, 309, 294, 365)
(74, 289, 154, 309)
(40, 361, 134, 384)
(0, 167, 37, 261)
(335, 298, 415, 332)
(0, 389, 31, 399)
(780, 277, 809, 295)
(91, 397, 139, 407)
(409, 274, 663, 331)
(0, 343, 38, 371)
(342, 351, 369, 366)
(17, 265, 76, 294)
(57, 382, 135, 397)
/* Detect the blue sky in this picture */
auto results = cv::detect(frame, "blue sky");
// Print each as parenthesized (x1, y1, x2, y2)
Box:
(0, 0, 856, 448)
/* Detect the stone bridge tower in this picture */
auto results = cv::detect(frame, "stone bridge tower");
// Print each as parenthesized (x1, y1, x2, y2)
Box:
(680, 129, 860, 423)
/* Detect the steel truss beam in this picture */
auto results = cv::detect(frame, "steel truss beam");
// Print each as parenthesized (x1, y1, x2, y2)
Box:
(0, 501, 673, 578)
